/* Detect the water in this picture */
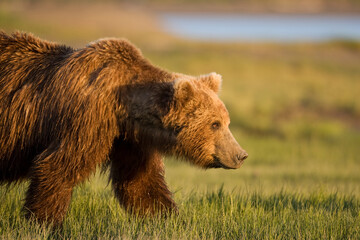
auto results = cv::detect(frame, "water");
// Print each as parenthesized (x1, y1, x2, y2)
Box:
(161, 14, 360, 42)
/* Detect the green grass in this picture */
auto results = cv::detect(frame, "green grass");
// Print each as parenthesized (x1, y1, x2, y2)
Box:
(1, 182, 359, 239)
(1, 125, 359, 239)
(1, 2, 360, 239)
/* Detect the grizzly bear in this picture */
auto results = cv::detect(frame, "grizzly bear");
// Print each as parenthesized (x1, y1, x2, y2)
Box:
(0, 31, 248, 227)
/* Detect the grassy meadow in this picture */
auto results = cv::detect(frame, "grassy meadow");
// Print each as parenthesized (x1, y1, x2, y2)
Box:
(1, 1, 360, 239)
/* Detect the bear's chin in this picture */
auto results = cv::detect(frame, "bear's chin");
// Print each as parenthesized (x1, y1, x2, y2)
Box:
(206, 155, 238, 170)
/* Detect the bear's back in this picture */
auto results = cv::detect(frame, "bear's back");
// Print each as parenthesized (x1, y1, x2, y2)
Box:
(0, 31, 73, 58)
(0, 31, 74, 98)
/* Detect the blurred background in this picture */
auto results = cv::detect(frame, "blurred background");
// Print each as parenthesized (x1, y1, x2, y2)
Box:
(1, 0, 359, 196)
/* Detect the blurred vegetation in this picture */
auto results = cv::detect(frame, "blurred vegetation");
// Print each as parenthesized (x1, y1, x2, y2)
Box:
(146, 41, 360, 139)
(0, 1, 360, 238)
(2, 0, 360, 12)
(136, 0, 360, 14)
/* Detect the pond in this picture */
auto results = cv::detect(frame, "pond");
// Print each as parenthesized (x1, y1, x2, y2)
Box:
(160, 13, 360, 42)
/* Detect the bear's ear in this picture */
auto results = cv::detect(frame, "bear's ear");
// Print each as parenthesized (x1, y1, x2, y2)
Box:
(173, 78, 194, 106)
(199, 72, 222, 94)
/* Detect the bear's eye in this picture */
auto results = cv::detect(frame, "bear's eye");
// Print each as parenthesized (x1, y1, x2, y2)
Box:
(174, 125, 183, 135)
(211, 121, 221, 130)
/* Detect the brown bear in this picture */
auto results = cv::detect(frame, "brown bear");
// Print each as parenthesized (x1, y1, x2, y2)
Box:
(0, 31, 248, 227)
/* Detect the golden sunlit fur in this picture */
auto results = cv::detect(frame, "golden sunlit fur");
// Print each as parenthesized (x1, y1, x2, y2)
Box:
(0, 31, 246, 227)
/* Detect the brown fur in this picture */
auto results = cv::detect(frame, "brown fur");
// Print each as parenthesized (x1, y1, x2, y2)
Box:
(0, 31, 247, 227)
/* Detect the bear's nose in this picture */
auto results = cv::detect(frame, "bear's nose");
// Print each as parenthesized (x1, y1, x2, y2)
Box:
(236, 152, 248, 161)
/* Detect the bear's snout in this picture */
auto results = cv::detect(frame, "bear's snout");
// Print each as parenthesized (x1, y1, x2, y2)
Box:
(211, 129, 248, 169)
(236, 152, 248, 161)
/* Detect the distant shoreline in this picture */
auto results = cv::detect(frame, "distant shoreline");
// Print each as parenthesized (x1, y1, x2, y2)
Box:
(148, 2, 360, 15)
(160, 13, 360, 42)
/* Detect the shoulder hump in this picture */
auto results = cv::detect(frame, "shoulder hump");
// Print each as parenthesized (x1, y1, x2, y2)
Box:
(87, 38, 144, 64)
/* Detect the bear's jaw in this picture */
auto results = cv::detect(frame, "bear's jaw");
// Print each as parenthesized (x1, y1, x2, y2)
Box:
(206, 155, 244, 169)
(208, 158, 232, 169)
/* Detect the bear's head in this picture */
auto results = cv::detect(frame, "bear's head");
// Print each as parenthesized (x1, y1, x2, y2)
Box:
(119, 71, 247, 169)
(163, 72, 248, 169)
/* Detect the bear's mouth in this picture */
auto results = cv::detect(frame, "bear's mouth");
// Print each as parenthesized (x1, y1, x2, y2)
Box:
(208, 155, 237, 169)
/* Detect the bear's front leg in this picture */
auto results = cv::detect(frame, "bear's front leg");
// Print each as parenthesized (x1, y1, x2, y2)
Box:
(110, 140, 177, 216)
(25, 174, 73, 227)
(24, 144, 97, 227)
